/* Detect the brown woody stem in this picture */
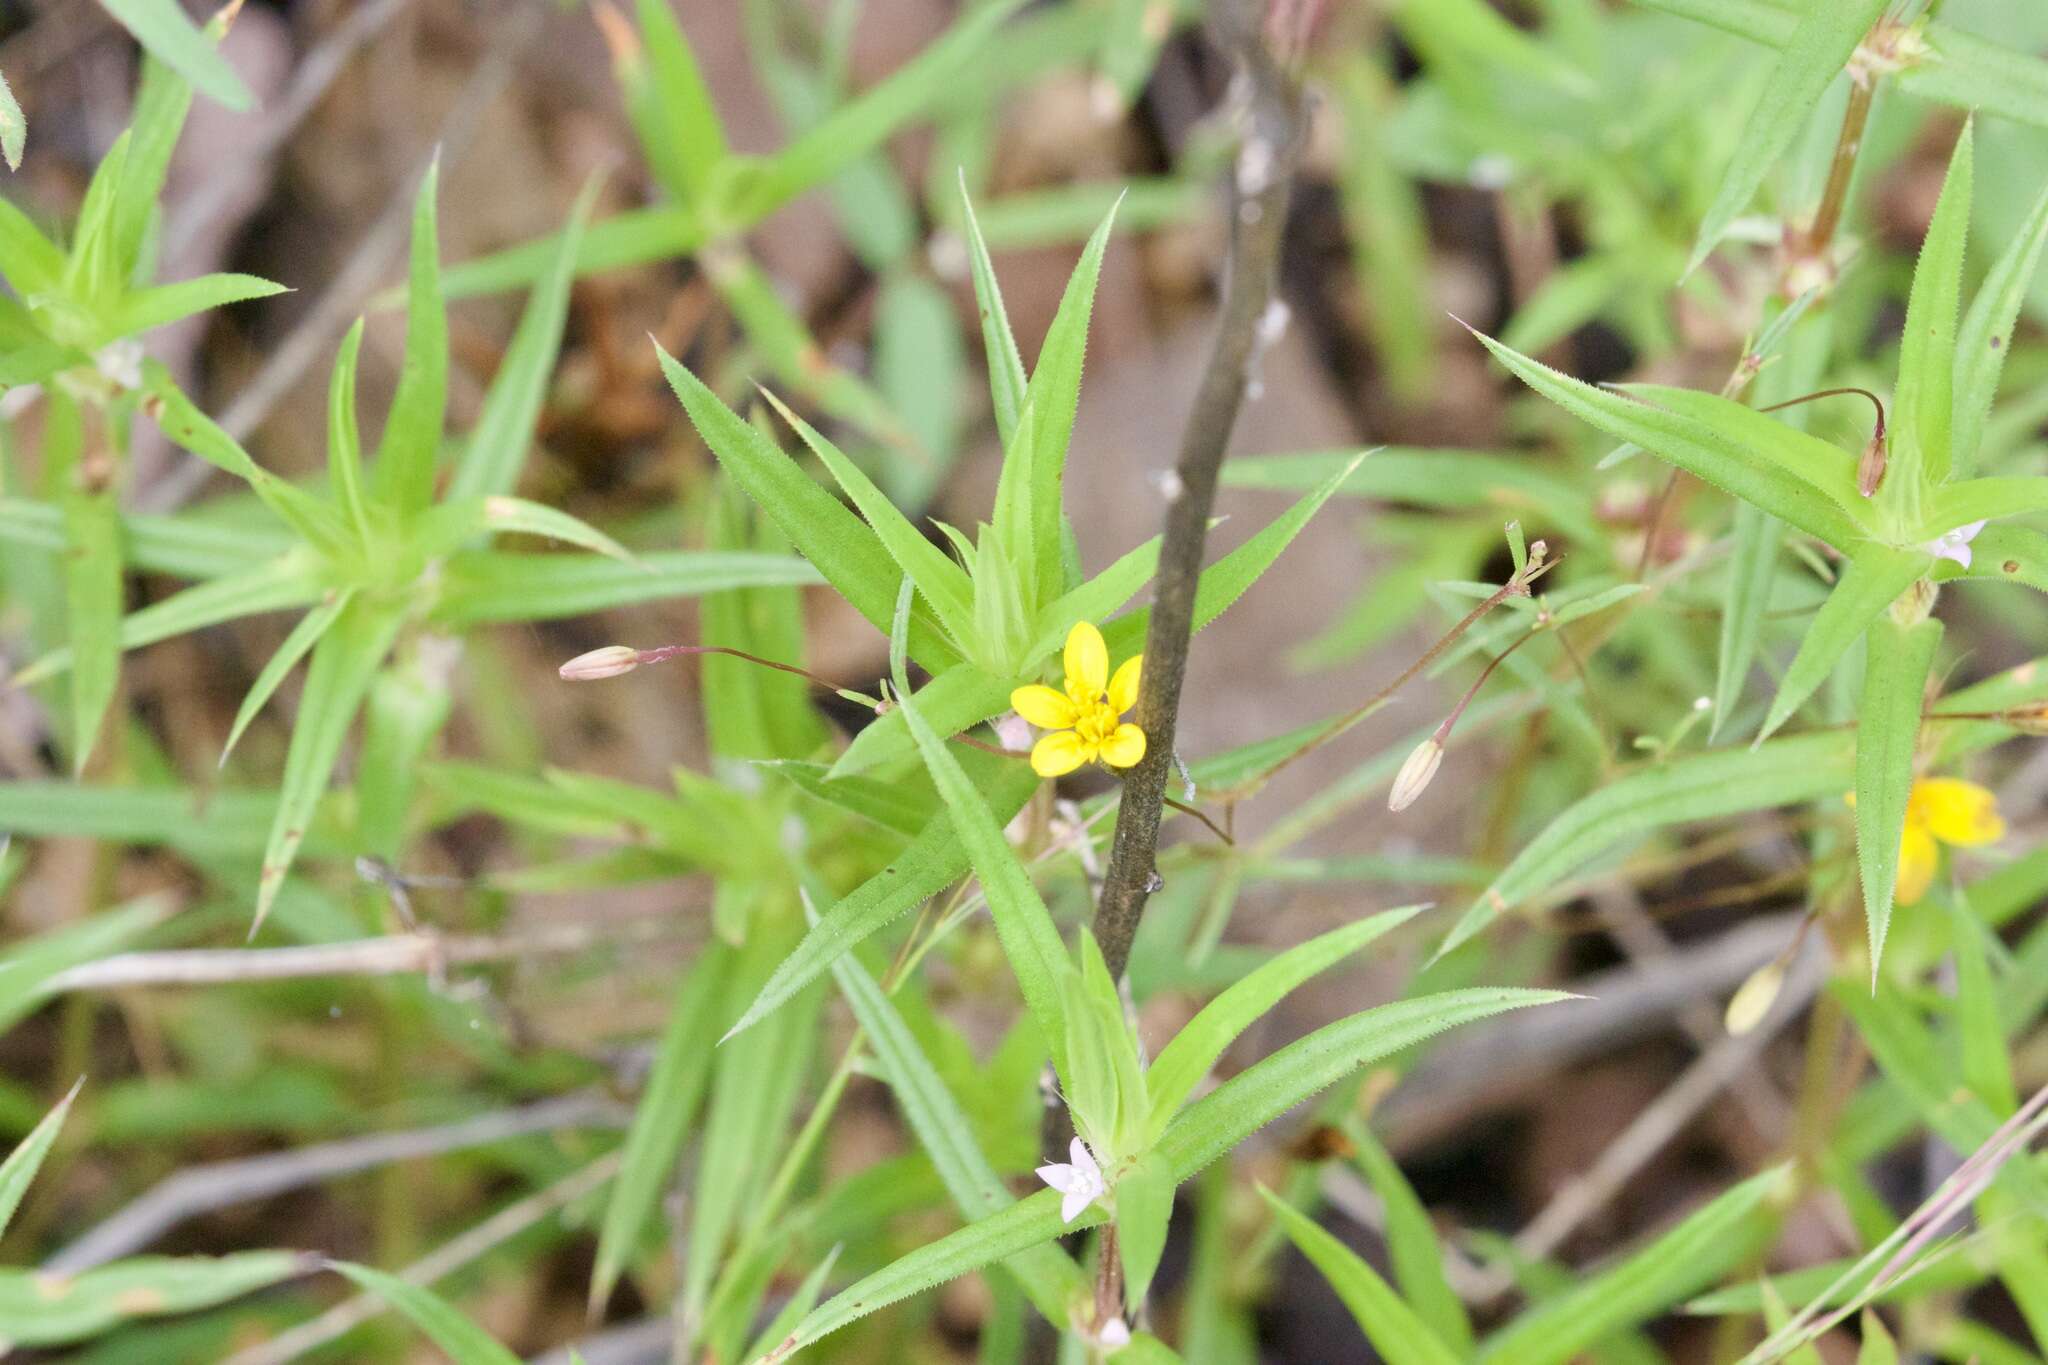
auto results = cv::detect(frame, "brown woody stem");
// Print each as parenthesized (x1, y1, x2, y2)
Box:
(1089, 0, 1307, 981)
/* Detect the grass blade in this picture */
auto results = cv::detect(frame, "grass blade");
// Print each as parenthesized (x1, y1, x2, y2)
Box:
(1476, 1168, 1790, 1365)
(1442, 732, 1855, 957)
(0, 1078, 83, 1236)
(829, 944, 1086, 1321)
(369, 160, 448, 515)
(448, 172, 602, 503)
(723, 755, 1038, 1041)
(1684, 0, 1887, 275)
(1895, 123, 1971, 487)
(328, 1262, 522, 1365)
(96, 0, 252, 111)
(0, 1251, 310, 1346)
(1471, 330, 1867, 549)
(588, 942, 728, 1315)
(1854, 613, 1942, 976)
(1144, 906, 1425, 1137)
(1259, 1186, 1464, 1365)
(1758, 546, 1929, 743)
(253, 598, 406, 933)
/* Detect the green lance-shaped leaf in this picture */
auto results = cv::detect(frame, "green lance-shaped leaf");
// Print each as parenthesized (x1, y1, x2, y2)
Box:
(0, 1078, 82, 1237)
(0, 896, 171, 1034)
(1470, 330, 1868, 550)
(1638, 1, 2048, 135)
(1895, 123, 1971, 489)
(448, 171, 601, 503)
(0, 67, 22, 170)
(1117, 1152, 1175, 1311)
(1716, 305, 1833, 739)
(1352, 1128, 1475, 1353)
(252, 597, 406, 934)
(220, 589, 353, 766)
(961, 175, 1029, 448)
(891, 588, 1070, 1076)
(45, 392, 123, 774)
(735, 0, 1026, 223)
(758, 987, 1563, 1362)
(96, 0, 253, 111)
(1259, 1186, 1465, 1365)
(829, 942, 1086, 1321)
(588, 942, 728, 1316)
(430, 549, 817, 626)
(439, 203, 701, 301)
(0, 195, 62, 297)
(632, 0, 726, 199)
(1954, 181, 2048, 480)
(680, 928, 821, 1340)
(414, 495, 632, 565)
(112, 18, 202, 269)
(1948, 899, 2016, 1117)
(140, 364, 347, 554)
(328, 1262, 522, 1365)
(325, 318, 375, 545)
(724, 753, 1039, 1041)
(1029, 530, 1162, 655)
(1684, 0, 1888, 276)
(1856, 1310, 1900, 1365)
(1441, 731, 1855, 957)
(1152, 988, 1569, 1178)
(763, 389, 977, 647)
(355, 641, 454, 861)
(992, 198, 1118, 605)
(1758, 546, 1930, 744)
(1924, 475, 2048, 534)
(1855, 612, 1943, 977)
(9, 553, 323, 687)
(109, 272, 286, 340)
(761, 761, 937, 838)
(1475, 1167, 1790, 1365)
(0, 1251, 311, 1346)
(1144, 905, 1424, 1139)
(369, 159, 447, 516)
(656, 341, 960, 673)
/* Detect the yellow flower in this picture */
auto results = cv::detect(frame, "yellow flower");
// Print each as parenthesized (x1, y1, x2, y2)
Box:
(1870, 777, 2006, 906)
(1011, 621, 1145, 778)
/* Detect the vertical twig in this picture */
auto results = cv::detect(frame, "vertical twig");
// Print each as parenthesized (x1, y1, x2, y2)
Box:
(1091, 0, 1306, 980)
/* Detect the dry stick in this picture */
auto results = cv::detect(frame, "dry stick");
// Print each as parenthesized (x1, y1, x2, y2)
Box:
(42, 919, 678, 993)
(1498, 938, 1824, 1282)
(138, 0, 546, 511)
(1091, 0, 1306, 982)
(162, 0, 417, 263)
(44, 1093, 628, 1274)
(220, 1152, 623, 1365)
(1592, 885, 1793, 1141)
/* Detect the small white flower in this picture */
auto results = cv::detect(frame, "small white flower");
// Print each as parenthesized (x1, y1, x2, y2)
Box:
(1096, 1317, 1132, 1351)
(1035, 1137, 1106, 1224)
(1924, 519, 1987, 570)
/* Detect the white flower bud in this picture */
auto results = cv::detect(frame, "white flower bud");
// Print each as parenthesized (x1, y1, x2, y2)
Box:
(558, 645, 641, 681)
(1388, 739, 1444, 813)
(1724, 959, 1786, 1037)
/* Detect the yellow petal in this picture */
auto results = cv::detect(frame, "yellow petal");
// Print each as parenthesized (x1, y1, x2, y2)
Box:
(1107, 655, 1142, 715)
(1011, 684, 1078, 730)
(1031, 730, 1090, 777)
(1911, 777, 2006, 848)
(1098, 722, 1146, 769)
(1896, 823, 1939, 907)
(1064, 620, 1108, 699)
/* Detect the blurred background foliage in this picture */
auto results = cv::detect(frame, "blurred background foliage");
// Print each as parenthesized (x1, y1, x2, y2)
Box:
(0, 0, 2046, 1361)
